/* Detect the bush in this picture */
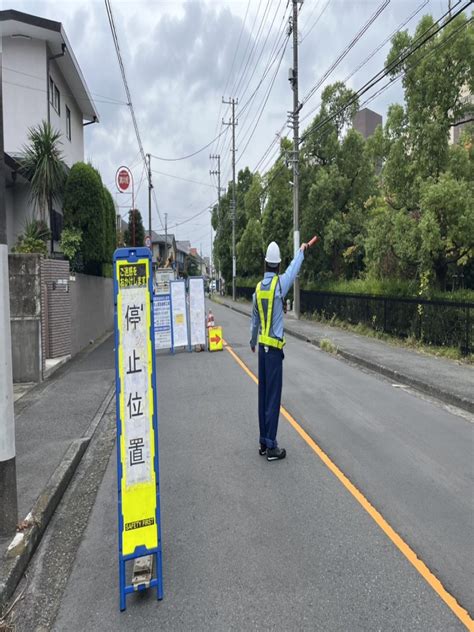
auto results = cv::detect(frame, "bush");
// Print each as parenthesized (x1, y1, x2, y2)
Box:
(63, 163, 105, 272)
(12, 218, 50, 255)
(59, 227, 82, 272)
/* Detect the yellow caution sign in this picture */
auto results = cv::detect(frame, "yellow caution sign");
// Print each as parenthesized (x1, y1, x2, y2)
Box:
(208, 326, 223, 352)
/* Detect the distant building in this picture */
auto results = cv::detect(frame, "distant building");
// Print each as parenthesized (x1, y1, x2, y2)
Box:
(352, 108, 382, 139)
(176, 240, 190, 275)
(150, 231, 176, 267)
(449, 85, 473, 145)
(189, 248, 208, 278)
(1, 9, 99, 250)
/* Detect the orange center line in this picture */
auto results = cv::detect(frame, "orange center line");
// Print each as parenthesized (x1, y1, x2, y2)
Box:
(222, 338, 474, 631)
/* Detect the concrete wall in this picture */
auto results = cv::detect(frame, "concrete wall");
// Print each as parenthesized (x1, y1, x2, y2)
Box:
(8, 257, 112, 382)
(8, 254, 42, 383)
(69, 274, 114, 356)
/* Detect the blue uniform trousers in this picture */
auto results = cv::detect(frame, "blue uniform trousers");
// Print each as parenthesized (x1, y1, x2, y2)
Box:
(258, 344, 284, 449)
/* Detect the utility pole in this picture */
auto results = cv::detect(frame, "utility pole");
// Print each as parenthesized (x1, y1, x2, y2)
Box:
(222, 98, 238, 301)
(289, 1, 302, 317)
(146, 153, 152, 243)
(164, 212, 168, 265)
(0, 47, 18, 536)
(209, 153, 223, 291)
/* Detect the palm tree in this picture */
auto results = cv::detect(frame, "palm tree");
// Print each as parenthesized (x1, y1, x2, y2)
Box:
(20, 121, 67, 228)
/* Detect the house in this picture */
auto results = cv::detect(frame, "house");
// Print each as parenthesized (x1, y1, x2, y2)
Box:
(1, 9, 99, 250)
(150, 231, 176, 268)
(176, 240, 190, 275)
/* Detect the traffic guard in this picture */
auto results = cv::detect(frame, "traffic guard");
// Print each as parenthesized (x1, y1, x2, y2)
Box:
(250, 240, 308, 461)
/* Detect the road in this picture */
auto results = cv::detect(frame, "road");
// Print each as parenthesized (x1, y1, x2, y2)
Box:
(10, 301, 473, 631)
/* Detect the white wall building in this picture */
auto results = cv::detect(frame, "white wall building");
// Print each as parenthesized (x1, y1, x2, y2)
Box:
(1, 9, 99, 250)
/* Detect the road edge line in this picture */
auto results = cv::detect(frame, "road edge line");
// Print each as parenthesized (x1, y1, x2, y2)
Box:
(223, 339, 474, 631)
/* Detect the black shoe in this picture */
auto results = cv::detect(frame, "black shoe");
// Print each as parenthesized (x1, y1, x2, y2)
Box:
(259, 444, 267, 456)
(266, 447, 286, 461)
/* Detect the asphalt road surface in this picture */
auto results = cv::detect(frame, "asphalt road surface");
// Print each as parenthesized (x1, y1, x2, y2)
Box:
(11, 302, 473, 631)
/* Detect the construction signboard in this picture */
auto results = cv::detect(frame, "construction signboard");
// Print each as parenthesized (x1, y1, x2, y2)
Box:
(113, 247, 163, 611)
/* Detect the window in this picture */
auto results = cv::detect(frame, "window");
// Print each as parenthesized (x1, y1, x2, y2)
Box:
(66, 106, 71, 140)
(54, 85, 60, 115)
(49, 76, 60, 114)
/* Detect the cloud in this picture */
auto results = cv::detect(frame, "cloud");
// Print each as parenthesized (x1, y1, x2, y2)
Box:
(5, 0, 434, 254)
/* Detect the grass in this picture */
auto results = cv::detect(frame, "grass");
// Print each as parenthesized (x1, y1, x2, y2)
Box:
(303, 278, 474, 303)
(214, 293, 473, 363)
(319, 338, 337, 354)
(306, 311, 473, 364)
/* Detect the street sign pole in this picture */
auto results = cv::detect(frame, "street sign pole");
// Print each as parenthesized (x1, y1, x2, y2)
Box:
(0, 43, 18, 536)
(113, 247, 163, 610)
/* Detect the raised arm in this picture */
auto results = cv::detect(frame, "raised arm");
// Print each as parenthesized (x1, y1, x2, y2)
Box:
(279, 245, 307, 297)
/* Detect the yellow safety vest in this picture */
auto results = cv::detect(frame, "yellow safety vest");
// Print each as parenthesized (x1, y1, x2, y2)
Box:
(256, 275, 286, 350)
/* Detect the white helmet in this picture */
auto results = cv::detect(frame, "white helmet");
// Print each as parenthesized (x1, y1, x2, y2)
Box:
(265, 241, 281, 264)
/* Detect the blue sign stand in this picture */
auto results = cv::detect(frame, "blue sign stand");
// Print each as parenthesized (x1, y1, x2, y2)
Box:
(113, 247, 163, 611)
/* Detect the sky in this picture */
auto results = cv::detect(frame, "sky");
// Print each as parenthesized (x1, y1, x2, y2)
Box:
(5, 0, 457, 259)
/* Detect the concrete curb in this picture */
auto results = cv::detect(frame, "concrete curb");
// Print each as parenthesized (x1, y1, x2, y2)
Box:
(0, 383, 115, 613)
(215, 299, 474, 415)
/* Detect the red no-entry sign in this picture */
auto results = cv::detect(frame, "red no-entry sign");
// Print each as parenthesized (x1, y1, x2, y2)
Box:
(116, 166, 132, 192)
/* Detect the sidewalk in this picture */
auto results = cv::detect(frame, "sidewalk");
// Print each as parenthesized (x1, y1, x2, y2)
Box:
(214, 296, 474, 414)
(0, 334, 115, 611)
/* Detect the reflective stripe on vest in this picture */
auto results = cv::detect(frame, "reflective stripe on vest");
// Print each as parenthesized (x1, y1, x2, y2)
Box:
(256, 275, 285, 349)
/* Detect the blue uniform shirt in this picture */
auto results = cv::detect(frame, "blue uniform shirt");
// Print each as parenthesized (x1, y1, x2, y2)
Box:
(250, 249, 305, 348)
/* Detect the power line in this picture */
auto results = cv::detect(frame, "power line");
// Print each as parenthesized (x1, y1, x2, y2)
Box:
(300, 0, 391, 108)
(233, 0, 273, 100)
(237, 33, 291, 165)
(299, 0, 430, 126)
(152, 170, 215, 188)
(168, 202, 217, 230)
(211, 0, 251, 154)
(253, 0, 468, 177)
(300, 0, 473, 145)
(300, 0, 333, 43)
(2, 79, 127, 107)
(104, 0, 163, 229)
(257, 2, 472, 199)
(219, 2, 291, 178)
(150, 128, 228, 162)
(2, 65, 128, 105)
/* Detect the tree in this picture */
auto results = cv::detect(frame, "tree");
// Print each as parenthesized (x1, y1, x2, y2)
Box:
(20, 120, 66, 225)
(124, 209, 145, 247)
(261, 140, 293, 267)
(237, 218, 264, 277)
(184, 254, 200, 277)
(364, 14, 474, 288)
(103, 187, 117, 261)
(63, 162, 106, 272)
(299, 81, 376, 281)
(386, 13, 473, 180)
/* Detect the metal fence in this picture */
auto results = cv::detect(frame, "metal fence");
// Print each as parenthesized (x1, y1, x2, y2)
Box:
(300, 290, 473, 355)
